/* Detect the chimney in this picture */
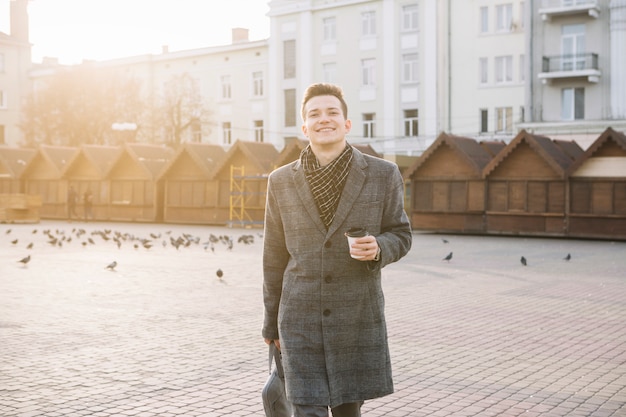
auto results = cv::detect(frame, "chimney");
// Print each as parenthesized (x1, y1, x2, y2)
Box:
(10, 0, 29, 43)
(232, 28, 249, 43)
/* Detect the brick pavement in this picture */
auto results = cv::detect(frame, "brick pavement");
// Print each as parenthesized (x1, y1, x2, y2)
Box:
(1, 221, 625, 416)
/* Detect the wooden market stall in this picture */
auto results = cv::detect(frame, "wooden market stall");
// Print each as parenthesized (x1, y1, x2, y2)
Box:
(404, 132, 505, 233)
(482, 130, 582, 236)
(159, 142, 227, 225)
(211, 140, 278, 226)
(0, 147, 36, 194)
(21, 145, 79, 219)
(107, 143, 175, 222)
(63, 144, 122, 221)
(566, 127, 626, 239)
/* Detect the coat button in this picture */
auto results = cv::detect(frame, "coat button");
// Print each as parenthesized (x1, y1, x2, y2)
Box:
(323, 309, 331, 316)
(324, 241, 332, 248)
(325, 275, 332, 283)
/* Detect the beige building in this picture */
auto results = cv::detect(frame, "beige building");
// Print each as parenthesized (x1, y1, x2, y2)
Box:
(520, 0, 626, 149)
(0, 0, 30, 146)
(266, 0, 420, 155)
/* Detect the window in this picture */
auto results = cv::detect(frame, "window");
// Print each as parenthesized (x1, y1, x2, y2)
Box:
(323, 17, 336, 41)
(562, 88, 585, 120)
(323, 63, 336, 83)
(402, 4, 418, 31)
(362, 11, 376, 36)
(284, 89, 296, 126)
(362, 58, 376, 86)
(252, 71, 263, 97)
(284, 40, 296, 79)
(479, 57, 488, 84)
(221, 76, 231, 99)
(402, 53, 418, 83)
(480, 6, 489, 33)
(562, 24, 586, 71)
(519, 2, 525, 29)
(495, 56, 513, 84)
(222, 122, 232, 145)
(254, 120, 264, 142)
(0, 53, 4, 72)
(496, 4, 513, 32)
(404, 109, 418, 137)
(363, 113, 375, 138)
(519, 54, 525, 82)
(496, 107, 513, 133)
(0, 90, 5, 108)
(480, 109, 489, 133)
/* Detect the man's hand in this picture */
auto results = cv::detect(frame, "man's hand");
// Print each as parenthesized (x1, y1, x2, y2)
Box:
(349, 235, 380, 261)
(264, 338, 281, 351)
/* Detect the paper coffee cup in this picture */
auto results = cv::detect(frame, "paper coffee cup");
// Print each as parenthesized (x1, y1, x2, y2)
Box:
(345, 227, 368, 259)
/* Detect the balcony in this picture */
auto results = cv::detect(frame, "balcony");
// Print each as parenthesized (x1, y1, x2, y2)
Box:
(539, 0, 600, 21)
(538, 53, 601, 84)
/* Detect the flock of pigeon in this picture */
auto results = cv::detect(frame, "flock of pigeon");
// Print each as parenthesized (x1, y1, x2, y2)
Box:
(5, 226, 260, 280)
(439, 237, 572, 266)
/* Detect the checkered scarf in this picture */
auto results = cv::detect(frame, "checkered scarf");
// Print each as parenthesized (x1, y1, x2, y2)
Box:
(301, 144, 353, 229)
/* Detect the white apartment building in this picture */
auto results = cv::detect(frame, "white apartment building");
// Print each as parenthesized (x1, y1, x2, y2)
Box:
(0, 0, 30, 146)
(444, 0, 526, 139)
(266, 0, 421, 155)
(520, 0, 626, 149)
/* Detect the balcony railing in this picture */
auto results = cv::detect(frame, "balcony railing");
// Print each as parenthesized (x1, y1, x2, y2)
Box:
(539, 0, 599, 20)
(538, 53, 601, 84)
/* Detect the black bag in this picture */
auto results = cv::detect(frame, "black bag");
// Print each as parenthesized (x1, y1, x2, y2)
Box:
(262, 341, 292, 417)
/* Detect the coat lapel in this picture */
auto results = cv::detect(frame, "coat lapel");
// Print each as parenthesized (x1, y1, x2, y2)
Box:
(326, 149, 368, 238)
(292, 161, 327, 234)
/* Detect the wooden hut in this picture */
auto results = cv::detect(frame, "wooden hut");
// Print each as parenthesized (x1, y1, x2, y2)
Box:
(159, 142, 227, 225)
(64, 145, 122, 221)
(404, 132, 504, 233)
(0, 147, 36, 193)
(566, 127, 626, 239)
(211, 140, 279, 226)
(107, 143, 175, 222)
(482, 130, 581, 236)
(22, 145, 79, 219)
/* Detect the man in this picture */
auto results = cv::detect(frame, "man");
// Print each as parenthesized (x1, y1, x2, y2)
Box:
(262, 83, 412, 417)
(67, 186, 78, 220)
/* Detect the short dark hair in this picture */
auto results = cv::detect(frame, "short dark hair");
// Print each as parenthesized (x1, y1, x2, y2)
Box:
(300, 83, 348, 121)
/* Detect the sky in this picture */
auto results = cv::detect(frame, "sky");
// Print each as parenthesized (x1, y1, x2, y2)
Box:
(1, 0, 271, 64)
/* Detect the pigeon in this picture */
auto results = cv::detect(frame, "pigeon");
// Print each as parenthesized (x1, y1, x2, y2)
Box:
(18, 255, 30, 266)
(564, 253, 571, 261)
(26, 242, 33, 249)
(521, 256, 527, 266)
(105, 261, 117, 271)
(11, 239, 18, 245)
(216, 268, 224, 279)
(442, 252, 453, 262)
(442, 238, 449, 244)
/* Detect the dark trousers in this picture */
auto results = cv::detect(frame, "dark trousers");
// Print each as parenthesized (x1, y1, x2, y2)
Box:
(293, 402, 362, 417)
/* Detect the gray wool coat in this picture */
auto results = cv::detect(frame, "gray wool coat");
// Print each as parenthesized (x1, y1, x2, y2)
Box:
(262, 147, 412, 407)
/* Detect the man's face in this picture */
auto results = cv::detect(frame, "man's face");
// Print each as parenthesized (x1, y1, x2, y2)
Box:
(301, 95, 351, 148)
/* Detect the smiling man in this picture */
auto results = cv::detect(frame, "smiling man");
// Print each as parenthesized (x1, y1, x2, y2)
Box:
(262, 83, 412, 417)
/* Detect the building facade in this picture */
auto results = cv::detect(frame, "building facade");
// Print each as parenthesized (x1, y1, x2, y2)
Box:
(0, 0, 30, 146)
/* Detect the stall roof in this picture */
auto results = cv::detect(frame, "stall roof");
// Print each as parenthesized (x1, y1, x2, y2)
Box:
(64, 144, 122, 179)
(404, 132, 497, 179)
(274, 139, 308, 168)
(483, 130, 577, 178)
(212, 140, 279, 177)
(158, 142, 227, 180)
(567, 127, 626, 177)
(22, 145, 79, 179)
(124, 143, 176, 179)
(0, 147, 37, 179)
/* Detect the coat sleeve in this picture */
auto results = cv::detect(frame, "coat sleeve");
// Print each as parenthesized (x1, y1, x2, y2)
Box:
(262, 171, 290, 340)
(369, 164, 412, 271)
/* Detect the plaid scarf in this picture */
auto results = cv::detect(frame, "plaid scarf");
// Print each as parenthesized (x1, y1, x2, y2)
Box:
(301, 144, 353, 229)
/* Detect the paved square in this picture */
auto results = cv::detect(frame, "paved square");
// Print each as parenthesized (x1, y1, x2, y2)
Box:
(1, 221, 625, 416)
